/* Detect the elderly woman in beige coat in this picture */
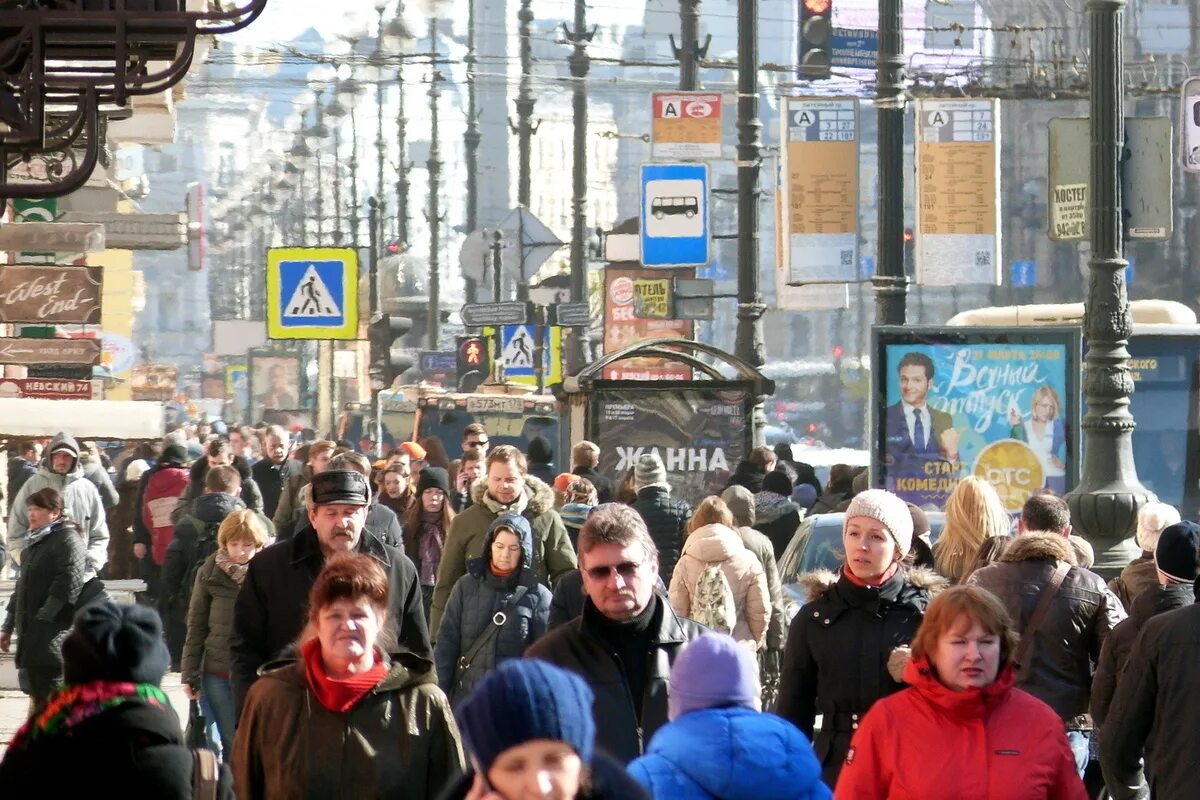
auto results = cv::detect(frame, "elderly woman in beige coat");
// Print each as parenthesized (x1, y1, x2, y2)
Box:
(668, 496, 769, 650)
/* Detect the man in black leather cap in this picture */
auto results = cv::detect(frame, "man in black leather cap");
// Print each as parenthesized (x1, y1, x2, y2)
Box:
(229, 469, 430, 716)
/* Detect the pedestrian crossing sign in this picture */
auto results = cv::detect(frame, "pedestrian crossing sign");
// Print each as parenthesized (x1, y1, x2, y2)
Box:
(266, 247, 359, 340)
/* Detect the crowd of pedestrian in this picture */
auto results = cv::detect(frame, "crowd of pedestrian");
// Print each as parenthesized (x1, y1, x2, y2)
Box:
(0, 421, 1196, 799)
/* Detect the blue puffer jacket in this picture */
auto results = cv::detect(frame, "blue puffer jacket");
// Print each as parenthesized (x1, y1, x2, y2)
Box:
(628, 706, 831, 800)
(434, 513, 552, 704)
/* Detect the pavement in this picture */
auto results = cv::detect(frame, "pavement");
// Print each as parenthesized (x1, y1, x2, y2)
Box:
(0, 671, 191, 761)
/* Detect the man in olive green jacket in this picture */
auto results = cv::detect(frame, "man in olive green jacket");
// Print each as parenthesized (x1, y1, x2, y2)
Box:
(429, 445, 576, 636)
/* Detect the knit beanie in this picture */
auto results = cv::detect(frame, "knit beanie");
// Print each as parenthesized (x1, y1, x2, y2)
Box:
(62, 601, 171, 687)
(762, 470, 793, 498)
(634, 452, 667, 488)
(1136, 502, 1182, 552)
(845, 489, 914, 557)
(456, 659, 596, 771)
(668, 632, 760, 721)
(416, 466, 451, 497)
(721, 485, 756, 527)
(160, 441, 189, 466)
(124, 459, 151, 484)
(1154, 521, 1200, 583)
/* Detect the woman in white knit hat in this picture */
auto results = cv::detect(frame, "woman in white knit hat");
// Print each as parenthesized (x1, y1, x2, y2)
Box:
(776, 488, 946, 790)
(1107, 501, 1180, 612)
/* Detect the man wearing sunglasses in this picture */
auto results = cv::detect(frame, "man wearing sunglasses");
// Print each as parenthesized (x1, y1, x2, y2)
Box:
(461, 423, 489, 460)
(527, 503, 705, 765)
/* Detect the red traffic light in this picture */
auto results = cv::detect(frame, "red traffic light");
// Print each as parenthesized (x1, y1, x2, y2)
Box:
(831, 345, 845, 359)
(903, 228, 915, 243)
(804, 0, 832, 14)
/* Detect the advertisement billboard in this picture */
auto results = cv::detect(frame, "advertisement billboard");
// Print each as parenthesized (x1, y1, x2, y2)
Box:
(603, 268, 693, 380)
(589, 384, 752, 508)
(872, 327, 1082, 511)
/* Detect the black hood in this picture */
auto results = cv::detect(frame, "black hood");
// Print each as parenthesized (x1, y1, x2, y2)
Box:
(188, 454, 253, 485)
(191, 492, 245, 524)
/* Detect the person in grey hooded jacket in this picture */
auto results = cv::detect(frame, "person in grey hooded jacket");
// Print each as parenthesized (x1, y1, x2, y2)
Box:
(434, 513, 552, 704)
(7, 433, 109, 573)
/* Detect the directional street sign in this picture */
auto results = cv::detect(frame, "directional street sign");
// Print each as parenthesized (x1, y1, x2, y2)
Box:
(640, 163, 710, 268)
(830, 28, 877, 70)
(549, 302, 590, 328)
(266, 247, 359, 340)
(461, 301, 531, 327)
(0, 337, 102, 366)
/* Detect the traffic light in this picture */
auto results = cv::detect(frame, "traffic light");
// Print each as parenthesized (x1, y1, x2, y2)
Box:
(456, 335, 489, 392)
(798, 0, 833, 80)
(903, 227, 915, 272)
(368, 314, 415, 390)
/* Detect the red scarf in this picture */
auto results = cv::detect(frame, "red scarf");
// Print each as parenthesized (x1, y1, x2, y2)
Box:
(842, 561, 899, 588)
(490, 563, 517, 578)
(301, 638, 389, 714)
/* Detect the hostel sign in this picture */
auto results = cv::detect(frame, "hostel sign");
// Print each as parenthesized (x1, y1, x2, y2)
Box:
(0, 264, 103, 324)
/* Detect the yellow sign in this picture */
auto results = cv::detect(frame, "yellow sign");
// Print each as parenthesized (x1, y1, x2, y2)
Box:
(633, 278, 671, 318)
(973, 439, 1044, 512)
(651, 92, 723, 160)
(266, 247, 359, 340)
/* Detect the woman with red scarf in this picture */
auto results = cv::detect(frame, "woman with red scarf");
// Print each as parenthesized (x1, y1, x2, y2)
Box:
(777, 490, 946, 790)
(232, 552, 465, 799)
(834, 586, 1086, 799)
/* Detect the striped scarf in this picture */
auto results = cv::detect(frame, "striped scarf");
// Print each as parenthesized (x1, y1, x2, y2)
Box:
(8, 681, 169, 751)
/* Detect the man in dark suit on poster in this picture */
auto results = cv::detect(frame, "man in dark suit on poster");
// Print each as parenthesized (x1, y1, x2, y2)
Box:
(884, 352, 960, 486)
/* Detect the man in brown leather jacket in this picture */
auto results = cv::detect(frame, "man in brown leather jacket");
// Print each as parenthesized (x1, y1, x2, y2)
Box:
(969, 493, 1125, 777)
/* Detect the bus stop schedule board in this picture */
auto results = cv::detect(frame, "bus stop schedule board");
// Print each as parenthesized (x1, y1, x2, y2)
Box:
(589, 384, 752, 509)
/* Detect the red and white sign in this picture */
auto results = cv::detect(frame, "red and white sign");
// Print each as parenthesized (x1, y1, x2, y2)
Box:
(0, 378, 93, 400)
(651, 92, 723, 161)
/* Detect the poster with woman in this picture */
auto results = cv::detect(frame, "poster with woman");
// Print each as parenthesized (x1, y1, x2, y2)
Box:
(249, 351, 302, 414)
(871, 327, 1081, 511)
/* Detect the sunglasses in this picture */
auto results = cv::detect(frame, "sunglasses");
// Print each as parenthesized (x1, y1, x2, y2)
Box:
(584, 561, 642, 581)
(466, 439, 489, 447)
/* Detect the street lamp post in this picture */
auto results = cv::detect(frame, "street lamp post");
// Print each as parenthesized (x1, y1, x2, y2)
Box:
(565, 0, 595, 366)
(426, 18, 443, 348)
(874, 0, 908, 325)
(463, 0, 480, 303)
(1066, 0, 1152, 574)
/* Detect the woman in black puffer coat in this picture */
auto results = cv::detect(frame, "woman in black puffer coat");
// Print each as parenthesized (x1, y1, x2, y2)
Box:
(777, 489, 945, 790)
(0, 488, 105, 712)
(434, 513, 552, 705)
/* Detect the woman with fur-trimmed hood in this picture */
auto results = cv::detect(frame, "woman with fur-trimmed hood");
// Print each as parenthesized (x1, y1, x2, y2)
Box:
(777, 489, 946, 790)
(428, 445, 576, 636)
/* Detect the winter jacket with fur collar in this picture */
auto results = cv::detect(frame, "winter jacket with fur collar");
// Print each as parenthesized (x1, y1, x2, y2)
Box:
(778, 564, 946, 789)
(429, 475, 575, 635)
(968, 532, 1125, 725)
(668, 523, 769, 650)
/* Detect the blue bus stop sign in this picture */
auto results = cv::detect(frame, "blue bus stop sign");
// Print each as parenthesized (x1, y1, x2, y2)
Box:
(640, 163, 710, 268)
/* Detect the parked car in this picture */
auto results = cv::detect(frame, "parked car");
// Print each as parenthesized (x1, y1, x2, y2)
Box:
(777, 511, 946, 620)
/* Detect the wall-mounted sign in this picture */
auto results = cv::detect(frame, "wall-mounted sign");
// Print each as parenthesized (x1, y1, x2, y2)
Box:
(0, 378, 93, 400)
(0, 337, 103, 366)
(0, 264, 102, 324)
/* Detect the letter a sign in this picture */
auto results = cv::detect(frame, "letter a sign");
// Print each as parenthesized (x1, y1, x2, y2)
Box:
(651, 91, 723, 161)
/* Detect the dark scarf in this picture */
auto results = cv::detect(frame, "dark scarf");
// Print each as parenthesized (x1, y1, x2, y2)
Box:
(590, 596, 660, 718)
(418, 512, 445, 586)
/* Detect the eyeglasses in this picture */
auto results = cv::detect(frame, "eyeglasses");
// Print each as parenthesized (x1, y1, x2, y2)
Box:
(584, 561, 642, 581)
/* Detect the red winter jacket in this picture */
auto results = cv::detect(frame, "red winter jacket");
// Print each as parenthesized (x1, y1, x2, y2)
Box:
(834, 657, 1087, 800)
(140, 466, 190, 565)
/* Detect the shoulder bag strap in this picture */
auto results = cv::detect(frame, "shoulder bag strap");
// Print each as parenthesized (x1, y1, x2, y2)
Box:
(192, 747, 219, 800)
(454, 586, 531, 682)
(1013, 561, 1071, 677)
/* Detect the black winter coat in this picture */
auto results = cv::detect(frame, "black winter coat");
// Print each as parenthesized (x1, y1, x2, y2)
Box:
(571, 465, 614, 504)
(526, 594, 706, 764)
(1092, 582, 1193, 729)
(752, 496, 803, 560)
(777, 565, 944, 789)
(174, 456, 263, 524)
(630, 486, 690, 584)
(250, 457, 292, 519)
(1100, 600, 1200, 800)
(1, 518, 101, 669)
(230, 524, 432, 716)
(0, 688, 234, 798)
(6, 456, 37, 512)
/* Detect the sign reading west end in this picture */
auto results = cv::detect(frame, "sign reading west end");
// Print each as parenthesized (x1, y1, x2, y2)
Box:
(651, 92, 724, 161)
(0, 264, 103, 324)
(0, 337, 103, 366)
(266, 247, 359, 340)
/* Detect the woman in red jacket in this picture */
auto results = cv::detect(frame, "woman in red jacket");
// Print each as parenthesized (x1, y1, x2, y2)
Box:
(834, 585, 1087, 800)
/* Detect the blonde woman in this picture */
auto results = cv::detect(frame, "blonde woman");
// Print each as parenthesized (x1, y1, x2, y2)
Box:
(1009, 386, 1068, 494)
(932, 477, 1009, 584)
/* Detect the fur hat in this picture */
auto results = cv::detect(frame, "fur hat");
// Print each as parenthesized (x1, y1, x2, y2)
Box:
(845, 489, 914, 557)
(634, 452, 667, 488)
(1136, 502, 1181, 552)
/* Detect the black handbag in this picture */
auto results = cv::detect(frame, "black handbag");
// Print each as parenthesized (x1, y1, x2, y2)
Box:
(184, 698, 209, 750)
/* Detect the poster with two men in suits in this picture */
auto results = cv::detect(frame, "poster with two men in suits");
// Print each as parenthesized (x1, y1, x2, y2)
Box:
(872, 327, 1081, 512)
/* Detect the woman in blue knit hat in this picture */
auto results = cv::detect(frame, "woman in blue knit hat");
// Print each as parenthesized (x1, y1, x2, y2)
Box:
(444, 658, 649, 800)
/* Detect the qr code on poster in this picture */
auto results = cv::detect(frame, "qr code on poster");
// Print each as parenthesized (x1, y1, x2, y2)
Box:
(840, 249, 854, 267)
(975, 251, 992, 267)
